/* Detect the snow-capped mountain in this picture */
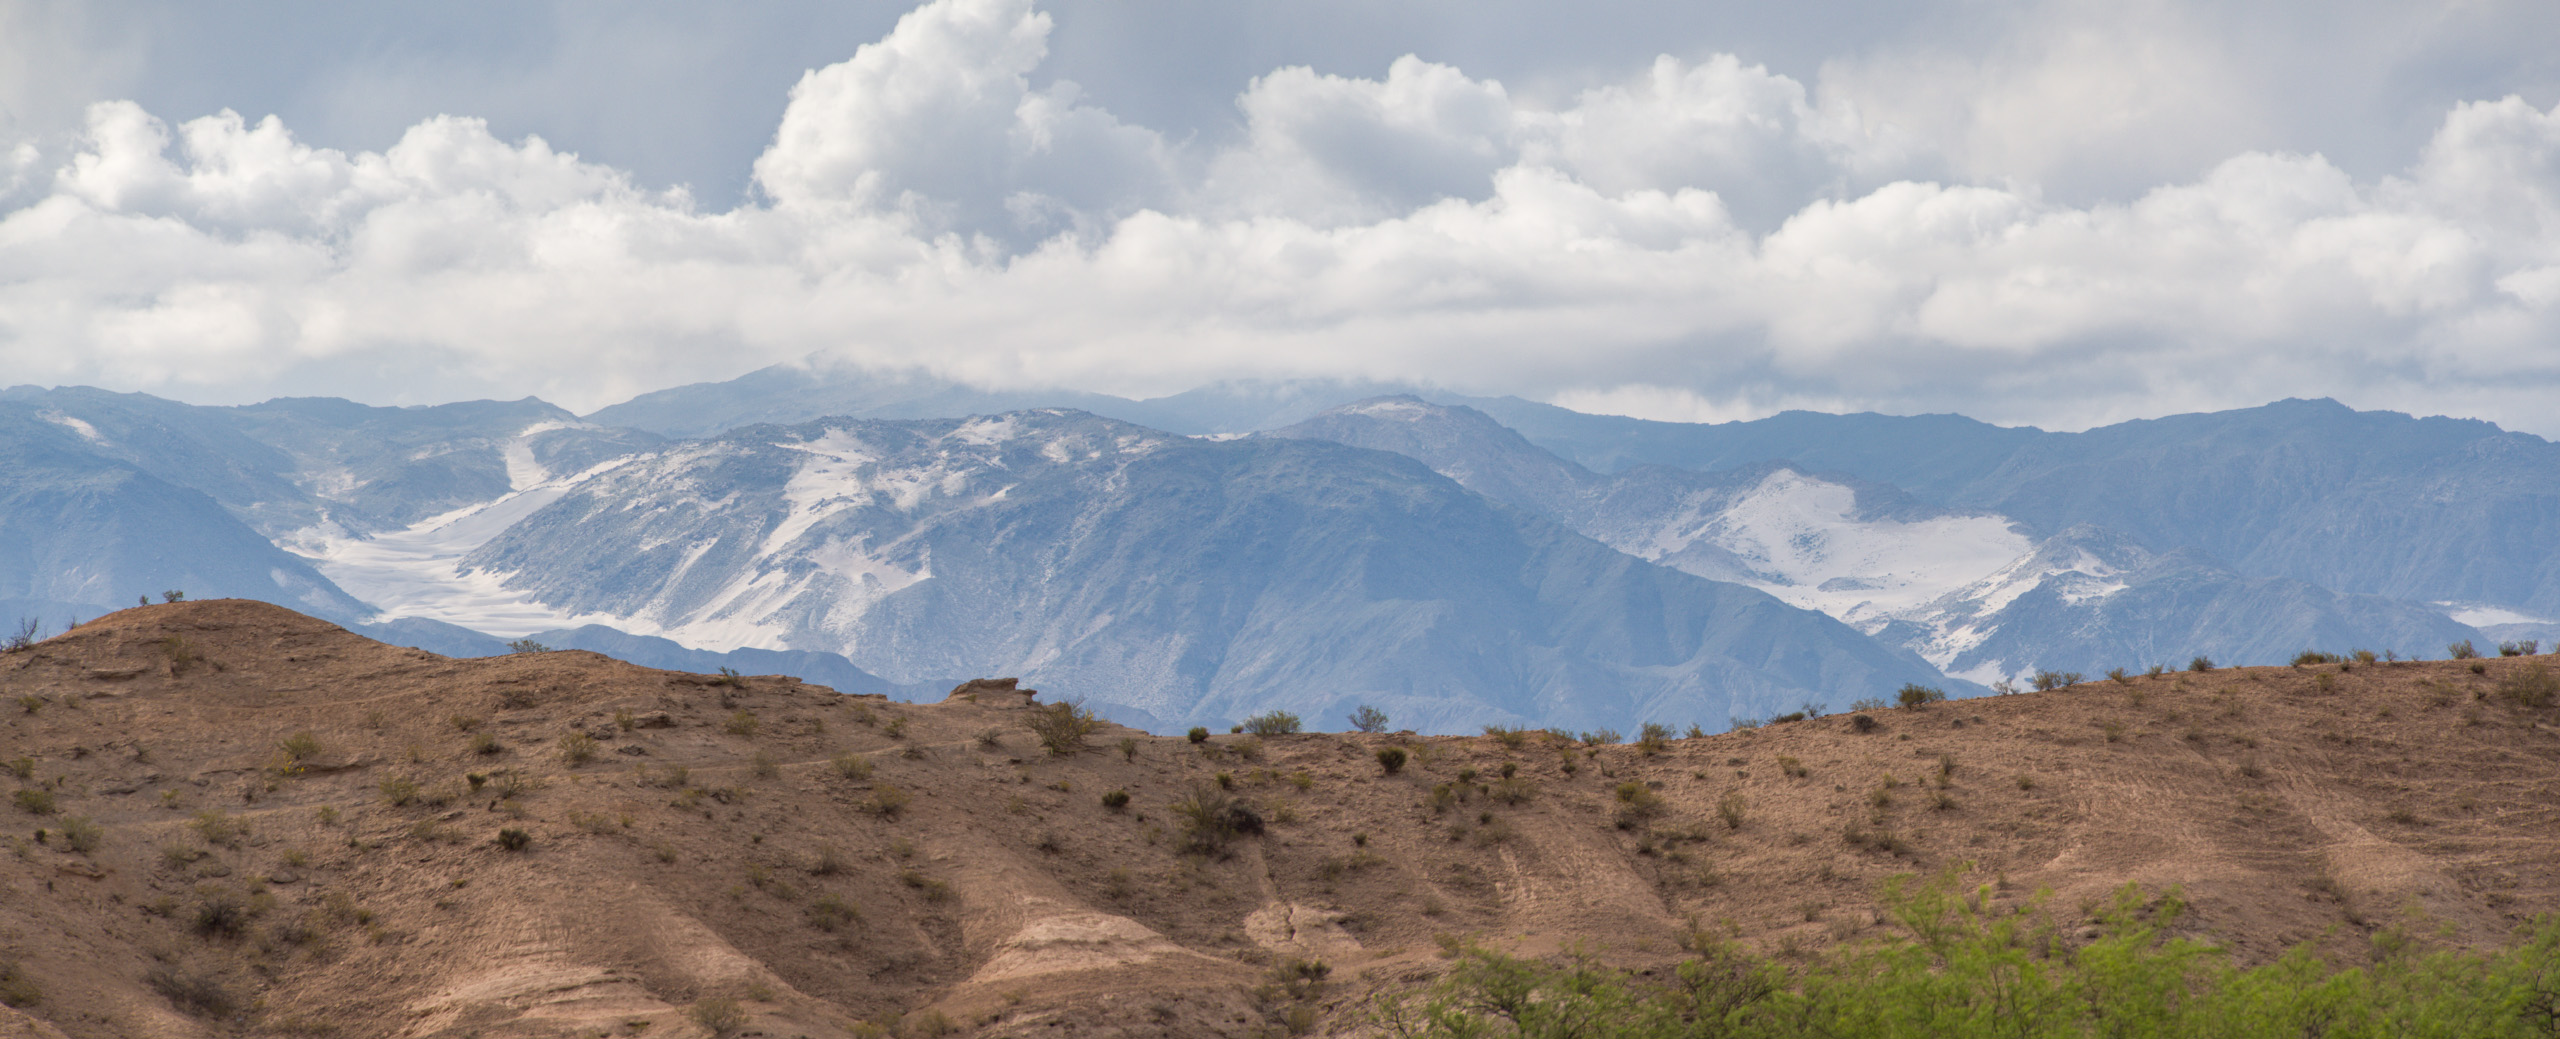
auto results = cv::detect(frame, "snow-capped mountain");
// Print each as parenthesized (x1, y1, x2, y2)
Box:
(1274, 397, 2490, 684)
(1461, 395, 2560, 625)
(454, 409, 1948, 731)
(1885, 525, 2478, 683)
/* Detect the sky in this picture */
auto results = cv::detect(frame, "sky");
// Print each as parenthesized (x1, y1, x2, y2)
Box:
(2, 0, 2558, 433)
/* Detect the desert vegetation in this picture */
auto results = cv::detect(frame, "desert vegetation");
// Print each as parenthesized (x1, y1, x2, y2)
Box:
(0, 599, 2555, 1039)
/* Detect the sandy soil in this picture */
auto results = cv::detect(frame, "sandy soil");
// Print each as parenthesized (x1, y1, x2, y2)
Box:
(0, 600, 2555, 1037)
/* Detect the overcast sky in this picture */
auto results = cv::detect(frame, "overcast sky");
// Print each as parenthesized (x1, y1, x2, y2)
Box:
(4, 0, 2559, 434)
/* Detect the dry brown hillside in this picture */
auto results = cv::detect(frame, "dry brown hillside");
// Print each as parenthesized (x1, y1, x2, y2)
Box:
(1, 600, 2556, 1038)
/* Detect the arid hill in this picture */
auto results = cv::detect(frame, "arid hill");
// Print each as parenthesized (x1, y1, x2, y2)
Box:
(1, 600, 2555, 1038)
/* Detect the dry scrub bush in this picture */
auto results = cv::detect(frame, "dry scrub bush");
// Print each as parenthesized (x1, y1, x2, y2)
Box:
(1027, 698, 1101, 755)
(2498, 664, 2558, 708)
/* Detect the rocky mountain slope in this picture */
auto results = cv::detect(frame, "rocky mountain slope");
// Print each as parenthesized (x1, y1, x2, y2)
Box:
(1465, 395, 2560, 623)
(461, 411, 1943, 732)
(1273, 398, 2480, 684)
(1, 600, 2555, 1038)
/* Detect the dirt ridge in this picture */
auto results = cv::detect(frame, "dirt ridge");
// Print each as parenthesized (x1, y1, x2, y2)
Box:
(0, 599, 2555, 1037)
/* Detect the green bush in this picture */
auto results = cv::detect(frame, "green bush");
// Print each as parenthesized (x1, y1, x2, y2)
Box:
(1171, 785, 1262, 855)
(56, 815, 102, 854)
(2188, 655, 2216, 672)
(12, 788, 55, 815)
(1896, 684, 1946, 709)
(1187, 726, 1211, 743)
(1028, 698, 1102, 755)
(1102, 789, 1131, 811)
(1349, 705, 1390, 733)
(1377, 871, 2560, 1039)
(2449, 640, 2480, 660)
(1376, 747, 1408, 775)
(495, 828, 531, 851)
(1243, 711, 1303, 736)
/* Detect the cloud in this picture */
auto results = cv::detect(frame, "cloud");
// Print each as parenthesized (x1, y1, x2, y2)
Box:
(2, 0, 2559, 438)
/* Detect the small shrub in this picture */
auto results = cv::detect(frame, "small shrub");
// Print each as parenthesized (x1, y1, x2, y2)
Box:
(469, 732, 502, 756)
(831, 752, 874, 781)
(145, 966, 233, 1017)
(2498, 641, 2529, 658)
(1715, 791, 1747, 830)
(1581, 729, 1622, 746)
(160, 635, 201, 675)
(2497, 664, 2558, 708)
(12, 789, 56, 815)
(2188, 656, 2216, 672)
(0, 959, 36, 1008)
(1027, 698, 1102, 755)
(1171, 786, 1262, 855)
(1613, 782, 1664, 828)
(1102, 789, 1132, 811)
(379, 777, 420, 806)
(1472, 725, 1519, 748)
(2448, 640, 2479, 660)
(506, 639, 551, 654)
(750, 750, 781, 780)
(1635, 722, 1673, 756)
(1187, 727, 1210, 743)
(1896, 684, 1945, 709)
(2472, 661, 2489, 675)
(557, 732, 598, 766)
(2, 757, 27, 779)
(8, 697, 33, 716)
(867, 784, 911, 818)
(1850, 713, 1878, 733)
(689, 997, 749, 1037)
(1349, 705, 1390, 733)
(2, 617, 38, 653)
(724, 711, 760, 737)
(278, 731, 322, 762)
(808, 893, 860, 932)
(2146, 664, 2167, 678)
(2031, 670, 2083, 692)
(57, 815, 101, 854)
(190, 888, 249, 938)
(1375, 746, 1408, 775)
(1776, 755, 1809, 778)
(2107, 667, 2131, 683)
(1243, 711, 1302, 736)
(1490, 777, 1536, 805)
(495, 828, 531, 851)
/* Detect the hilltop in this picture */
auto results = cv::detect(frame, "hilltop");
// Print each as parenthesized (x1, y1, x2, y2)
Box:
(0, 600, 2555, 1038)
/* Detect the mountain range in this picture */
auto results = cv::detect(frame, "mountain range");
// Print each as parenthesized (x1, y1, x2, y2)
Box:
(2, 367, 2546, 731)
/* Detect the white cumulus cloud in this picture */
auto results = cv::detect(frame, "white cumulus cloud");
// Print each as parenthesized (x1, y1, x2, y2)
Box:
(0, 0, 2558, 438)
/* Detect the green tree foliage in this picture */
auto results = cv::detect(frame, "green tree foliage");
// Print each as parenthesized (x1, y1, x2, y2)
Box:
(1374, 868, 2560, 1038)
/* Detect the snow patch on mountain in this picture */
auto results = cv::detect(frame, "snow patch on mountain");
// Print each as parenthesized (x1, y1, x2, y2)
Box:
(297, 430, 644, 637)
(2439, 602, 2552, 628)
(1627, 470, 2033, 627)
(40, 412, 104, 443)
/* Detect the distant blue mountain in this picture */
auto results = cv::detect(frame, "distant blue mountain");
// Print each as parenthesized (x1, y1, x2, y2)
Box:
(1457, 396, 2560, 620)
(466, 409, 1948, 732)
(582, 362, 1421, 438)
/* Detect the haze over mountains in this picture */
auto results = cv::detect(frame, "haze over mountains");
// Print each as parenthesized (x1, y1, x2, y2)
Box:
(2, 367, 2549, 731)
